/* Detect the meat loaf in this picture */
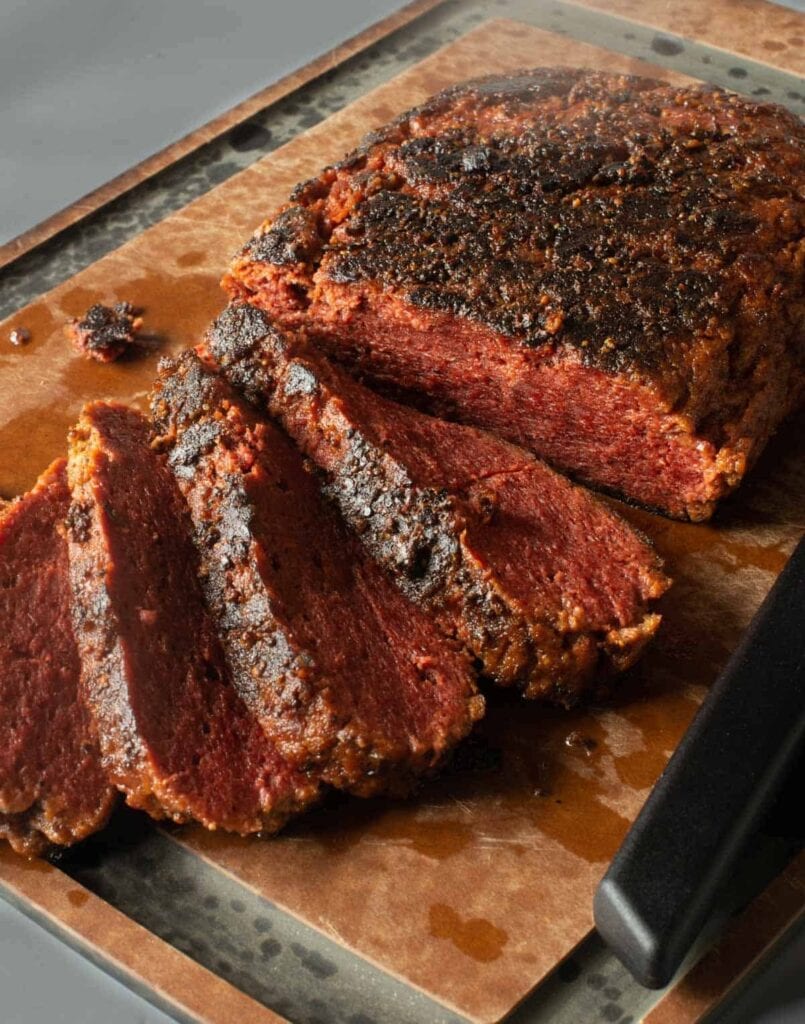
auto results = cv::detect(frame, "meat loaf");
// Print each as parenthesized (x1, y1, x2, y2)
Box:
(0, 460, 115, 856)
(200, 304, 670, 704)
(67, 402, 317, 834)
(150, 353, 482, 793)
(224, 68, 805, 521)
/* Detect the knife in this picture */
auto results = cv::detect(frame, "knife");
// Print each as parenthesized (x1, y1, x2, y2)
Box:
(594, 533, 805, 989)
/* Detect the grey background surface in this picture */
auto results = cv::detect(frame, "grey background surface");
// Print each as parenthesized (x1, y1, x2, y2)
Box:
(0, 898, 175, 1024)
(0, 0, 403, 243)
(1, 0, 804, 1021)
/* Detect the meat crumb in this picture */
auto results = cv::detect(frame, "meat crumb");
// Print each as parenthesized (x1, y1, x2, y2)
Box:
(9, 327, 30, 347)
(67, 302, 143, 363)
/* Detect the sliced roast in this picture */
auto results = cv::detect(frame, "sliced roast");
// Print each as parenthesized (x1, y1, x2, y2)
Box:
(200, 304, 670, 704)
(150, 353, 483, 793)
(66, 402, 317, 834)
(0, 460, 116, 856)
(224, 68, 805, 521)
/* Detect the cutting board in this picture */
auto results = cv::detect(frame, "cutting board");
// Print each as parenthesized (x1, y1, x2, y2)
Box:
(1, 10, 803, 1024)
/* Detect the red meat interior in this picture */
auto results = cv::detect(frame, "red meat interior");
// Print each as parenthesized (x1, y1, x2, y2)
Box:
(461, 466, 664, 634)
(0, 461, 114, 853)
(303, 286, 730, 520)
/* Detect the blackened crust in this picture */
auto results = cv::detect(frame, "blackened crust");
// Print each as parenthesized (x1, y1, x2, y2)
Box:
(234, 67, 804, 389)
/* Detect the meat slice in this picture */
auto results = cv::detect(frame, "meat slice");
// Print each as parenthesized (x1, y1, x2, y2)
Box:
(0, 460, 115, 856)
(224, 68, 805, 521)
(150, 353, 482, 793)
(200, 304, 670, 704)
(66, 402, 317, 834)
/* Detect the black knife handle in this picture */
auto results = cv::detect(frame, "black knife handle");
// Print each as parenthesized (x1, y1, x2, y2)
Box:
(594, 534, 805, 989)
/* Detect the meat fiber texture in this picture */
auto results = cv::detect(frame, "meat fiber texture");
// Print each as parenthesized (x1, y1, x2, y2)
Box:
(150, 353, 482, 794)
(66, 402, 317, 835)
(200, 304, 670, 704)
(224, 67, 805, 521)
(0, 460, 116, 857)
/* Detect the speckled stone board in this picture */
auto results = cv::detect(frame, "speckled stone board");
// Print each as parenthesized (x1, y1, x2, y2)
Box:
(571, 0, 805, 76)
(0, 7, 803, 1024)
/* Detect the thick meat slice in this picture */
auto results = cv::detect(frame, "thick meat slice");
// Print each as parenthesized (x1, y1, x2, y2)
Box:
(67, 403, 316, 834)
(200, 304, 669, 704)
(224, 68, 805, 521)
(150, 354, 482, 793)
(0, 460, 115, 857)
